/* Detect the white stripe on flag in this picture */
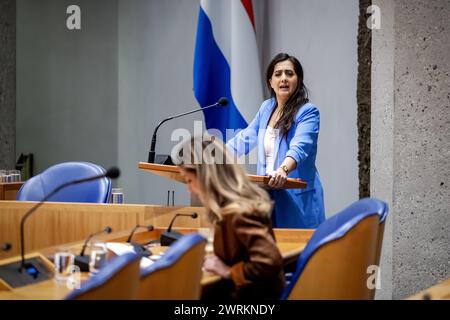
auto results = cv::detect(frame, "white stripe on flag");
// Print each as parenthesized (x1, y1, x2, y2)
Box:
(200, 0, 231, 62)
(230, 0, 263, 123)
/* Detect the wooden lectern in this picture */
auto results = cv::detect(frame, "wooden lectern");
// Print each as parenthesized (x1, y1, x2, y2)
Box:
(138, 162, 307, 189)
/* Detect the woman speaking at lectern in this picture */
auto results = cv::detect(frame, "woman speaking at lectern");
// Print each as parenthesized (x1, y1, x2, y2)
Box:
(227, 53, 325, 229)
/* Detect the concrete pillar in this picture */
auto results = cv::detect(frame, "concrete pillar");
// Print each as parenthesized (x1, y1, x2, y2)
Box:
(0, 0, 16, 170)
(372, 0, 450, 299)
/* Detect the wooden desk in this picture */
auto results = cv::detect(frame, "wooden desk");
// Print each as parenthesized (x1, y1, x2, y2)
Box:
(406, 278, 450, 300)
(0, 201, 208, 259)
(0, 227, 313, 300)
(0, 182, 24, 201)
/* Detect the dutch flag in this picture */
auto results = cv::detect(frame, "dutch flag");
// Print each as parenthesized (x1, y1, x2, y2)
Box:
(193, 0, 263, 140)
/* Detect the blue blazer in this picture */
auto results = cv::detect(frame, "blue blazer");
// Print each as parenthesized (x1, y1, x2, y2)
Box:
(227, 98, 325, 228)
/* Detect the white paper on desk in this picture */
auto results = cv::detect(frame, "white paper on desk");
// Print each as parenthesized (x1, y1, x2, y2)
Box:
(106, 242, 154, 269)
(140, 257, 154, 268)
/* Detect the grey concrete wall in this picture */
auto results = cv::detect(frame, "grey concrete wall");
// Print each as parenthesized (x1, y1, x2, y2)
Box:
(16, 0, 118, 173)
(372, 0, 394, 300)
(392, 0, 450, 299)
(0, 0, 16, 170)
(372, 0, 450, 299)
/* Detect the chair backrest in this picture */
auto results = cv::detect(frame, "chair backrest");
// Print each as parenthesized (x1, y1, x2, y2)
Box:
(17, 162, 112, 203)
(139, 233, 206, 300)
(65, 252, 141, 300)
(281, 198, 389, 300)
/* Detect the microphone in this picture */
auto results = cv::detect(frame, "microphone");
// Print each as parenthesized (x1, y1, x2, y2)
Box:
(74, 226, 112, 272)
(1, 243, 12, 252)
(126, 224, 154, 257)
(147, 97, 229, 164)
(160, 213, 198, 246)
(13, 167, 119, 281)
(127, 224, 154, 243)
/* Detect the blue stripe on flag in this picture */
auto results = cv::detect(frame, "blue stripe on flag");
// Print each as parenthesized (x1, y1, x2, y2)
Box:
(193, 6, 248, 139)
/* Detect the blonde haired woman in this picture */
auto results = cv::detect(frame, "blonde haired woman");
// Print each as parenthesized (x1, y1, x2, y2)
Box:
(174, 136, 284, 300)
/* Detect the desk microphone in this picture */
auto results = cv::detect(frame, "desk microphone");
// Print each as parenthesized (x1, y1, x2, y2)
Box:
(160, 213, 198, 246)
(126, 224, 154, 257)
(1, 243, 12, 252)
(127, 224, 154, 243)
(75, 226, 112, 272)
(147, 97, 228, 164)
(18, 167, 120, 273)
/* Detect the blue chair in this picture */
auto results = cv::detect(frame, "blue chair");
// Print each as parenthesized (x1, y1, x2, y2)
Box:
(281, 198, 389, 300)
(139, 233, 206, 299)
(17, 162, 112, 203)
(65, 252, 141, 300)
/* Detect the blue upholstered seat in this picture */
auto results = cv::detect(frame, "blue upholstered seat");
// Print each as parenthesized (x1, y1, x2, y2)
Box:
(139, 233, 206, 299)
(16, 162, 112, 203)
(65, 252, 141, 300)
(281, 198, 389, 299)
(141, 233, 206, 277)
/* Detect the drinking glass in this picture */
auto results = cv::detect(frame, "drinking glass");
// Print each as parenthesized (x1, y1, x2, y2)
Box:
(9, 170, 21, 182)
(54, 251, 75, 282)
(0, 170, 6, 183)
(111, 188, 124, 204)
(89, 242, 108, 276)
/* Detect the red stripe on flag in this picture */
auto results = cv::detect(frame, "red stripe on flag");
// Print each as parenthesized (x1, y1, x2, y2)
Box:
(241, 0, 255, 31)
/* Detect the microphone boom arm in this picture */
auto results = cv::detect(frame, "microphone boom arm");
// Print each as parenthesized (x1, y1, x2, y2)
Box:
(148, 99, 227, 163)
(126, 225, 140, 243)
(19, 180, 74, 270)
(19, 170, 117, 271)
(126, 224, 154, 243)
(79, 234, 94, 257)
(167, 213, 198, 233)
(160, 213, 197, 246)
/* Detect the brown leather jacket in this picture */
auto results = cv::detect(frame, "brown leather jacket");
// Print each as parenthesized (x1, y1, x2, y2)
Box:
(213, 212, 285, 299)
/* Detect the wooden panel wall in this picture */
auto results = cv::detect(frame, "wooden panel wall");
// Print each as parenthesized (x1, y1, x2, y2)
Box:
(0, 201, 207, 259)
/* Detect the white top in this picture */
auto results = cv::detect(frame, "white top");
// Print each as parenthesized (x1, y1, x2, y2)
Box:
(264, 126, 279, 175)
